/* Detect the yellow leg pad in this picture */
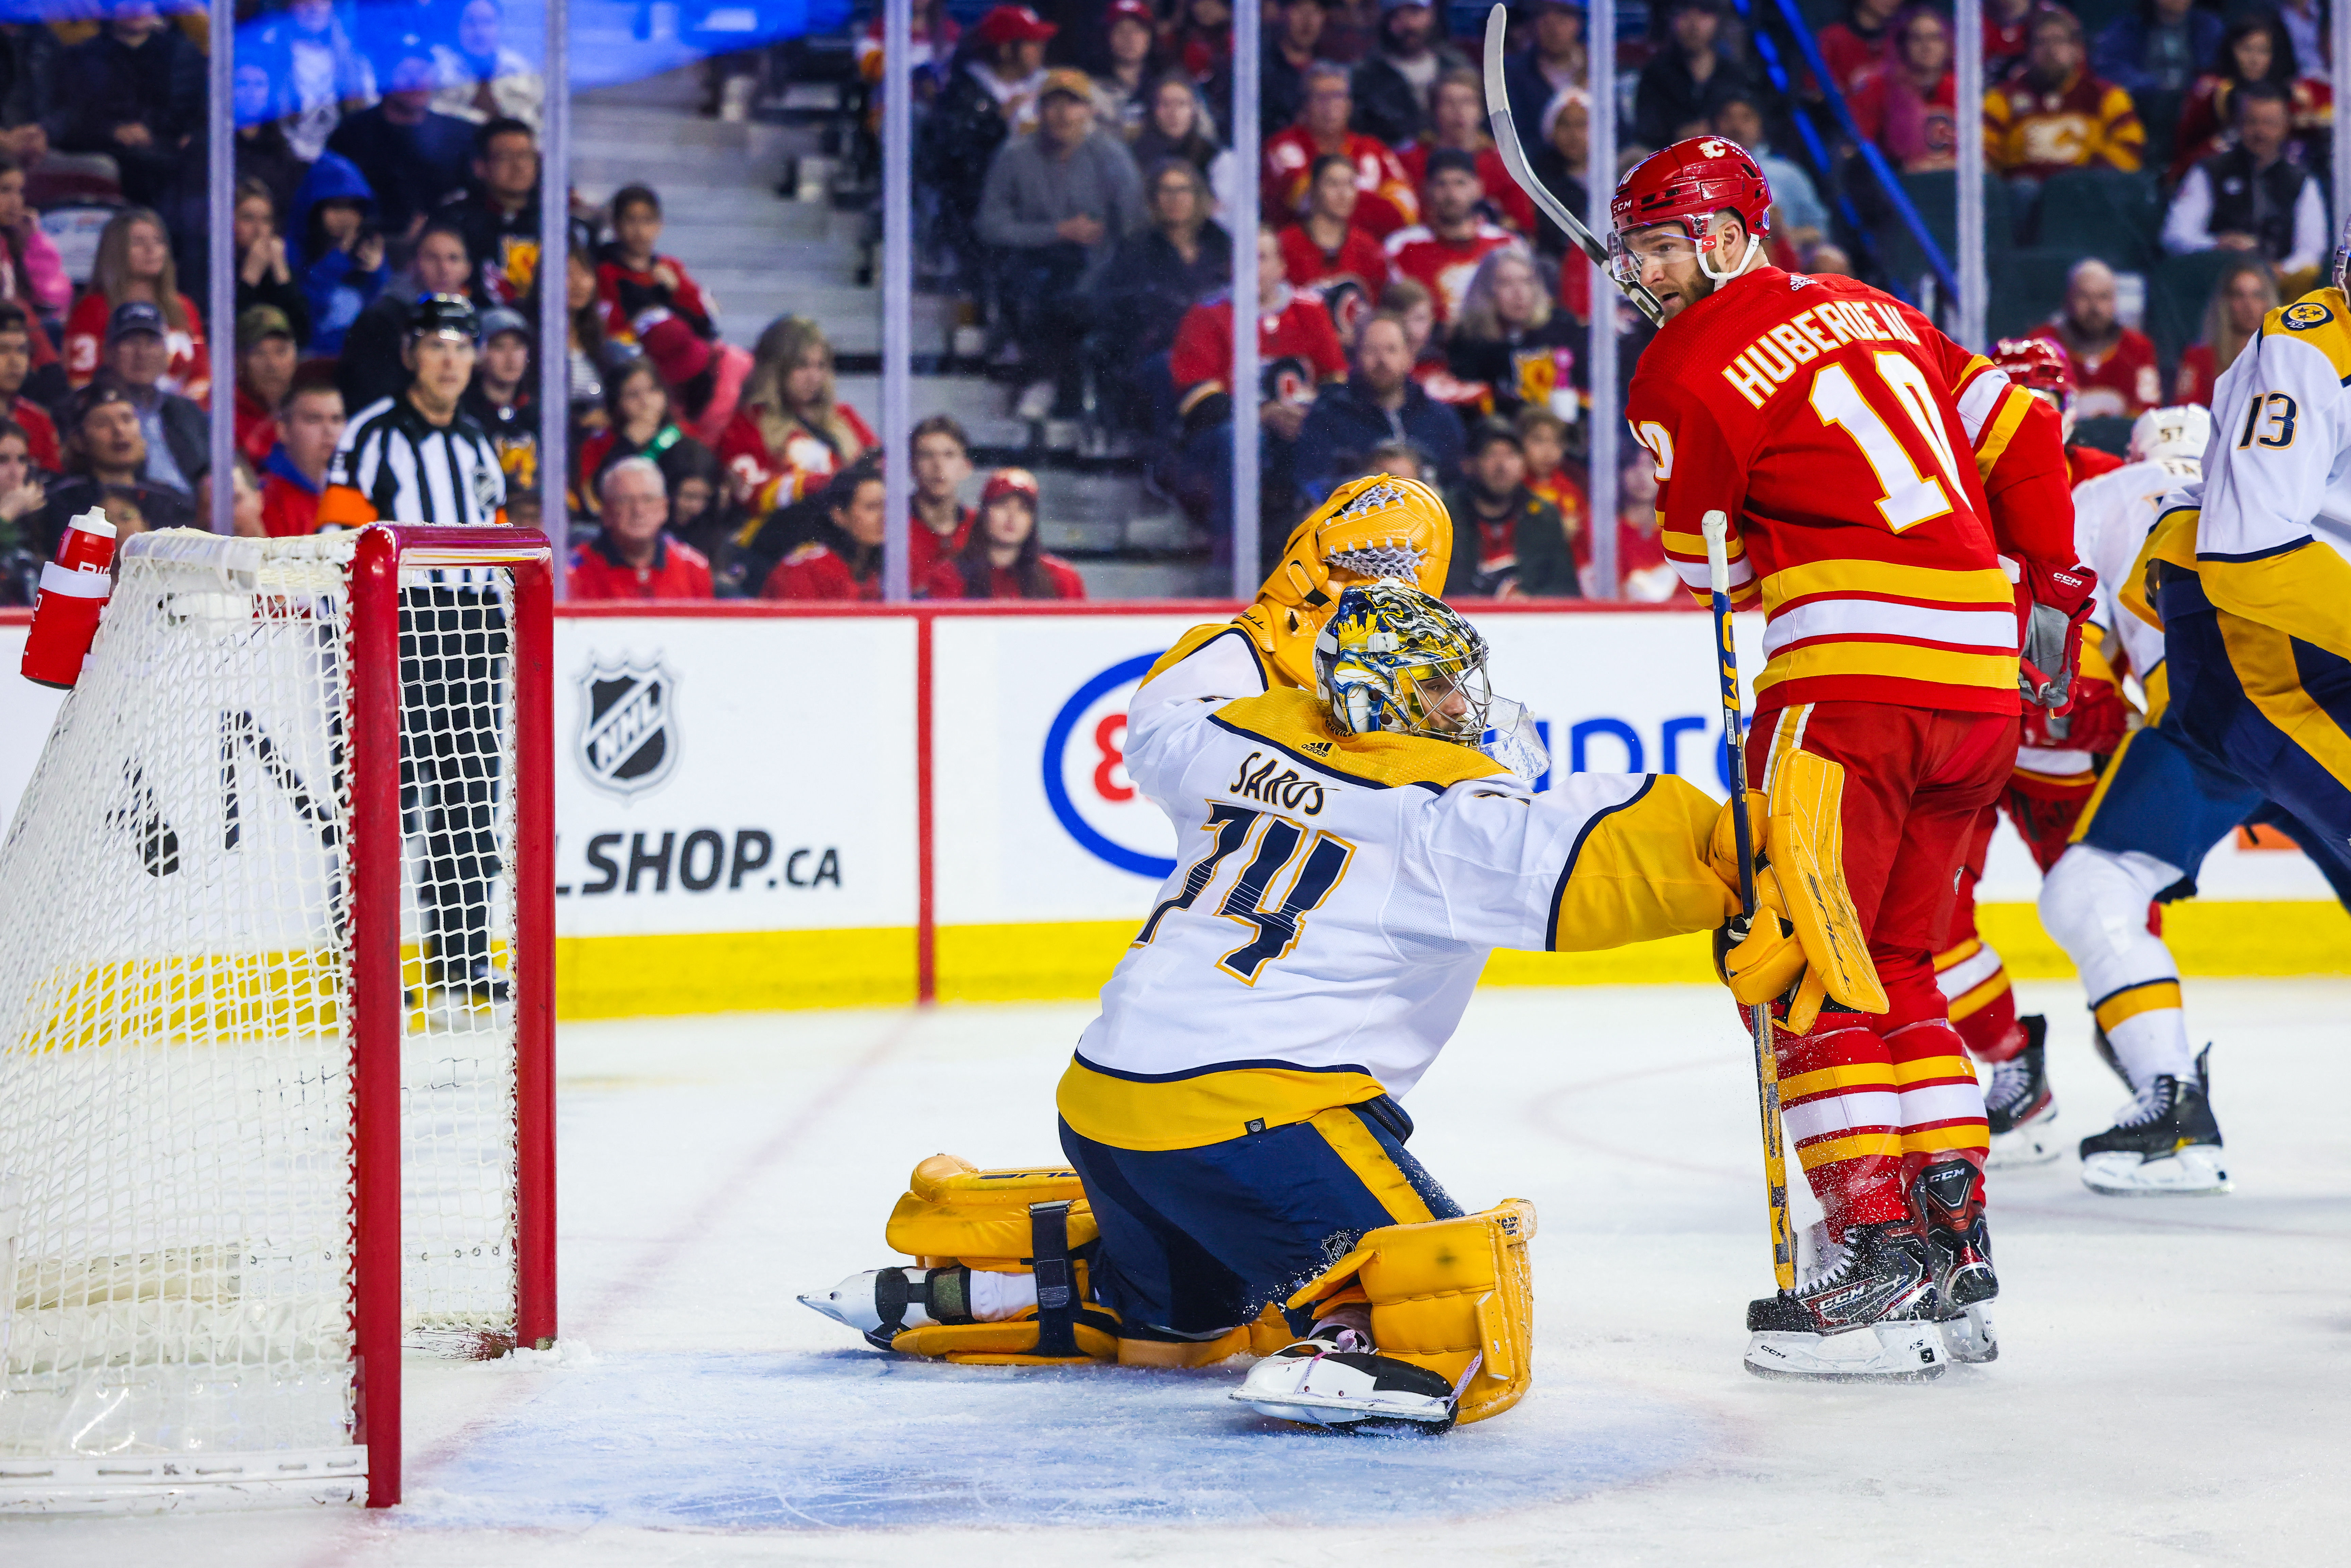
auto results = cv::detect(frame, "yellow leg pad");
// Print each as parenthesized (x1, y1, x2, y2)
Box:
(1287, 1200, 1539, 1426)
(883, 1153, 1099, 1268)
(891, 1315, 1119, 1365)
(1115, 1325, 1254, 1367)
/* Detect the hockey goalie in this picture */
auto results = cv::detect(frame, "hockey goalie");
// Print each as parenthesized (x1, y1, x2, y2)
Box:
(801, 477, 1884, 1431)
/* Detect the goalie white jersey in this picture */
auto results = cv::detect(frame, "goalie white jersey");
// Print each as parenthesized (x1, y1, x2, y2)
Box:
(1058, 625, 1735, 1153)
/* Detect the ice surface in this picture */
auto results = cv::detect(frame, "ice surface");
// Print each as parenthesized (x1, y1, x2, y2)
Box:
(4, 981, 2348, 1565)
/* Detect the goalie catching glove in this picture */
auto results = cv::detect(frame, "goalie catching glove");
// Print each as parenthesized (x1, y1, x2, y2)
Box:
(1238, 473, 1454, 689)
(1709, 751, 1887, 1033)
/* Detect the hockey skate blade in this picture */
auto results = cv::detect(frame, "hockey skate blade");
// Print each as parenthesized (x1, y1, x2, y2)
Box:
(1744, 1320, 1948, 1383)
(1939, 1305, 1998, 1364)
(1986, 1110, 2062, 1169)
(1231, 1352, 1455, 1433)
(796, 1271, 892, 1334)
(2081, 1145, 2231, 1196)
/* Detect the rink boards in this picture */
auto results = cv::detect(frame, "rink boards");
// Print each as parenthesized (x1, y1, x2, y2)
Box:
(2, 604, 2343, 1017)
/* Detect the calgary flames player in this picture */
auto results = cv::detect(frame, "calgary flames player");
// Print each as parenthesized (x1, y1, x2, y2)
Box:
(1992, 336, 2124, 489)
(1619, 138, 2090, 1378)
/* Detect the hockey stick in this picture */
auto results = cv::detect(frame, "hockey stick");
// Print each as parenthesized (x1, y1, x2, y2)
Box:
(1702, 509, 1796, 1296)
(1480, 4, 1666, 328)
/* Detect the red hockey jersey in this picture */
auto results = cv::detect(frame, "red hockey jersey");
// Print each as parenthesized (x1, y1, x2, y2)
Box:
(1625, 268, 2074, 717)
(1169, 291, 1347, 419)
(1262, 128, 1418, 238)
(1277, 222, 1390, 341)
(1384, 222, 1516, 325)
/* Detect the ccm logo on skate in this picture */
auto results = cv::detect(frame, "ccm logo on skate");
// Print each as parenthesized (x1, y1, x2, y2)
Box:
(1044, 653, 1181, 879)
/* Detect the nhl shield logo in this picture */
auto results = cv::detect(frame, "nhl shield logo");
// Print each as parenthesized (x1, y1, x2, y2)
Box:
(576, 657, 678, 797)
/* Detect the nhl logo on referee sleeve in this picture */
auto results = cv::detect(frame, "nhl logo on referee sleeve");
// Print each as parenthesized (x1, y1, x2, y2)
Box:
(576, 657, 678, 797)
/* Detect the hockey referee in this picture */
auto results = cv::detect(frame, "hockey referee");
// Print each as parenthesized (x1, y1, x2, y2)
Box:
(321, 293, 515, 1001)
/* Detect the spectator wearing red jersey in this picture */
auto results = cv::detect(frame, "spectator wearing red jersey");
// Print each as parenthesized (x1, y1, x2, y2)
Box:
(233, 307, 299, 469)
(907, 414, 976, 588)
(1982, 0, 2037, 79)
(1171, 223, 1348, 549)
(570, 458, 714, 601)
(0, 155, 67, 387)
(1446, 248, 1580, 421)
(2169, 17, 2333, 183)
(2173, 258, 2277, 407)
(1983, 8, 2145, 205)
(597, 185, 718, 347)
(0, 304, 59, 472)
(1162, 0, 1234, 86)
(1515, 405, 1589, 568)
(2030, 260, 2161, 420)
(1814, 0, 1900, 99)
(1593, 446, 1687, 603)
(1263, 63, 1419, 238)
(762, 463, 889, 602)
(1383, 149, 1515, 327)
(719, 315, 876, 523)
(1850, 5, 1960, 173)
(1397, 69, 1536, 235)
(63, 208, 208, 400)
(258, 371, 347, 538)
(925, 467, 1087, 600)
(1277, 153, 1391, 340)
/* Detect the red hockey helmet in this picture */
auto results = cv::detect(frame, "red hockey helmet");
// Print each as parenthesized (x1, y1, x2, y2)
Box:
(1991, 337, 2073, 412)
(1609, 137, 1774, 284)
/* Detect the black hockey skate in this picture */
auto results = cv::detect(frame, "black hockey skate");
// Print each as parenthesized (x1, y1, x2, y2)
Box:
(2079, 1046, 2229, 1195)
(1984, 1015, 2060, 1168)
(1913, 1159, 1998, 1363)
(1743, 1222, 1946, 1383)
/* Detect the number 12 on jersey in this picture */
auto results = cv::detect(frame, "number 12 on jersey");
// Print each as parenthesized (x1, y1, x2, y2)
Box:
(1134, 804, 1356, 985)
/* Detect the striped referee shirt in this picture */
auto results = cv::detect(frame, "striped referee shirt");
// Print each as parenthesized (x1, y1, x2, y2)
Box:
(320, 396, 508, 528)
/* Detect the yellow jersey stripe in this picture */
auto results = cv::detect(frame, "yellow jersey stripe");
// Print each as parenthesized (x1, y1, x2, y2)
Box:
(1894, 1054, 1978, 1087)
(1056, 1057, 1387, 1152)
(1902, 1124, 1991, 1154)
(1973, 384, 2034, 477)
(2070, 726, 2144, 844)
(1662, 527, 1747, 561)
(1934, 937, 1984, 970)
(1761, 561, 2017, 612)
(1308, 1106, 1438, 1226)
(1754, 642, 2020, 693)
(2092, 979, 2185, 1033)
(1796, 1130, 1905, 1171)
(1779, 1059, 1897, 1101)
(1946, 969, 2011, 1022)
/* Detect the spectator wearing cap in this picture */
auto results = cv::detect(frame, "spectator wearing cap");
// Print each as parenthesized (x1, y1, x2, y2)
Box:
(340, 220, 475, 415)
(319, 294, 508, 527)
(48, 1, 204, 212)
(1398, 69, 1534, 234)
(1092, 0, 1170, 135)
(976, 66, 1146, 420)
(104, 301, 208, 497)
(1263, 62, 1421, 239)
(1293, 309, 1463, 516)
(30, 380, 196, 554)
(324, 41, 478, 248)
(761, 461, 889, 602)
(436, 117, 544, 306)
(1261, 0, 1329, 138)
(919, 4, 1056, 287)
(233, 306, 299, 469)
(1502, 0, 1586, 145)
(906, 413, 976, 587)
(258, 367, 346, 537)
(1443, 417, 1577, 598)
(1637, 0, 1762, 148)
(925, 467, 1086, 599)
(1382, 148, 1516, 327)
(633, 304, 753, 448)
(289, 153, 391, 358)
(460, 305, 541, 496)
(1350, 0, 1470, 150)
(62, 209, 207, 400)
(2162, 80, 2327, 292)
(0, 303, 60, 472)
(569, 457, 713, 601)
(1527, 87, 1592, 278)
(596, 185, 718, 345)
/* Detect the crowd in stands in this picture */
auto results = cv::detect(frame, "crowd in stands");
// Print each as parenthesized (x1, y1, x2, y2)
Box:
(3, 0, 2340, 608)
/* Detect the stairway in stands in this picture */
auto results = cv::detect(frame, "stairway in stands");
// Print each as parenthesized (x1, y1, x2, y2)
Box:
(571, 64, 1220, 598)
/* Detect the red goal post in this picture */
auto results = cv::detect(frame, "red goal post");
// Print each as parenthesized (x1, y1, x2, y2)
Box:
(0, 524, 555, 1513)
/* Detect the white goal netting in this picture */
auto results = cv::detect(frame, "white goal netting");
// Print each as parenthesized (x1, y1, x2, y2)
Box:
(0, 530, 526, 1503)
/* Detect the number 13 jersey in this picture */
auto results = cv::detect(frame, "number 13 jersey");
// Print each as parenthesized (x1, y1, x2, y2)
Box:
(1628, 267, 2075, 720)
(1058, 626, 1737, 1154)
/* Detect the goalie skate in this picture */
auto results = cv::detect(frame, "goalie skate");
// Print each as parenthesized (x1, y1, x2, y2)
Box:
(1984, 1015, 2061, 1169)
(1744, 1222, 1947, 1383)
(1231, 1327, 1460, 1434)
(2080, 1047, 2230, 1196)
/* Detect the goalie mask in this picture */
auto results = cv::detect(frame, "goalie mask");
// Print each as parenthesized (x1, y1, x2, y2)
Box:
(1312, 581, 1545, 779)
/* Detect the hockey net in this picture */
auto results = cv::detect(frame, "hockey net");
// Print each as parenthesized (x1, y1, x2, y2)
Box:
(0, 526, 554, 1512)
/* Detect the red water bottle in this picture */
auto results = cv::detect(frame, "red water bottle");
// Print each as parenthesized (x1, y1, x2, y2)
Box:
(20, 510, 118, 690)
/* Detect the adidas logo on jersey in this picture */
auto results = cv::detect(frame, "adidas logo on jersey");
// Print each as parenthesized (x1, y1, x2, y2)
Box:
(1301, 740, 1332, 755)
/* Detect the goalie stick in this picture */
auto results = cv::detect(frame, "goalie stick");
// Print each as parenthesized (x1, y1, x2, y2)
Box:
(1703, 509, 1797, 1297)
(1480, 4, 1666, 327)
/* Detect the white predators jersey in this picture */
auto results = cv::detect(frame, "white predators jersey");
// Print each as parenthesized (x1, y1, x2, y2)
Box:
(1058, 626, 1733, 1153)
(2063, 456, 2197, 713)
